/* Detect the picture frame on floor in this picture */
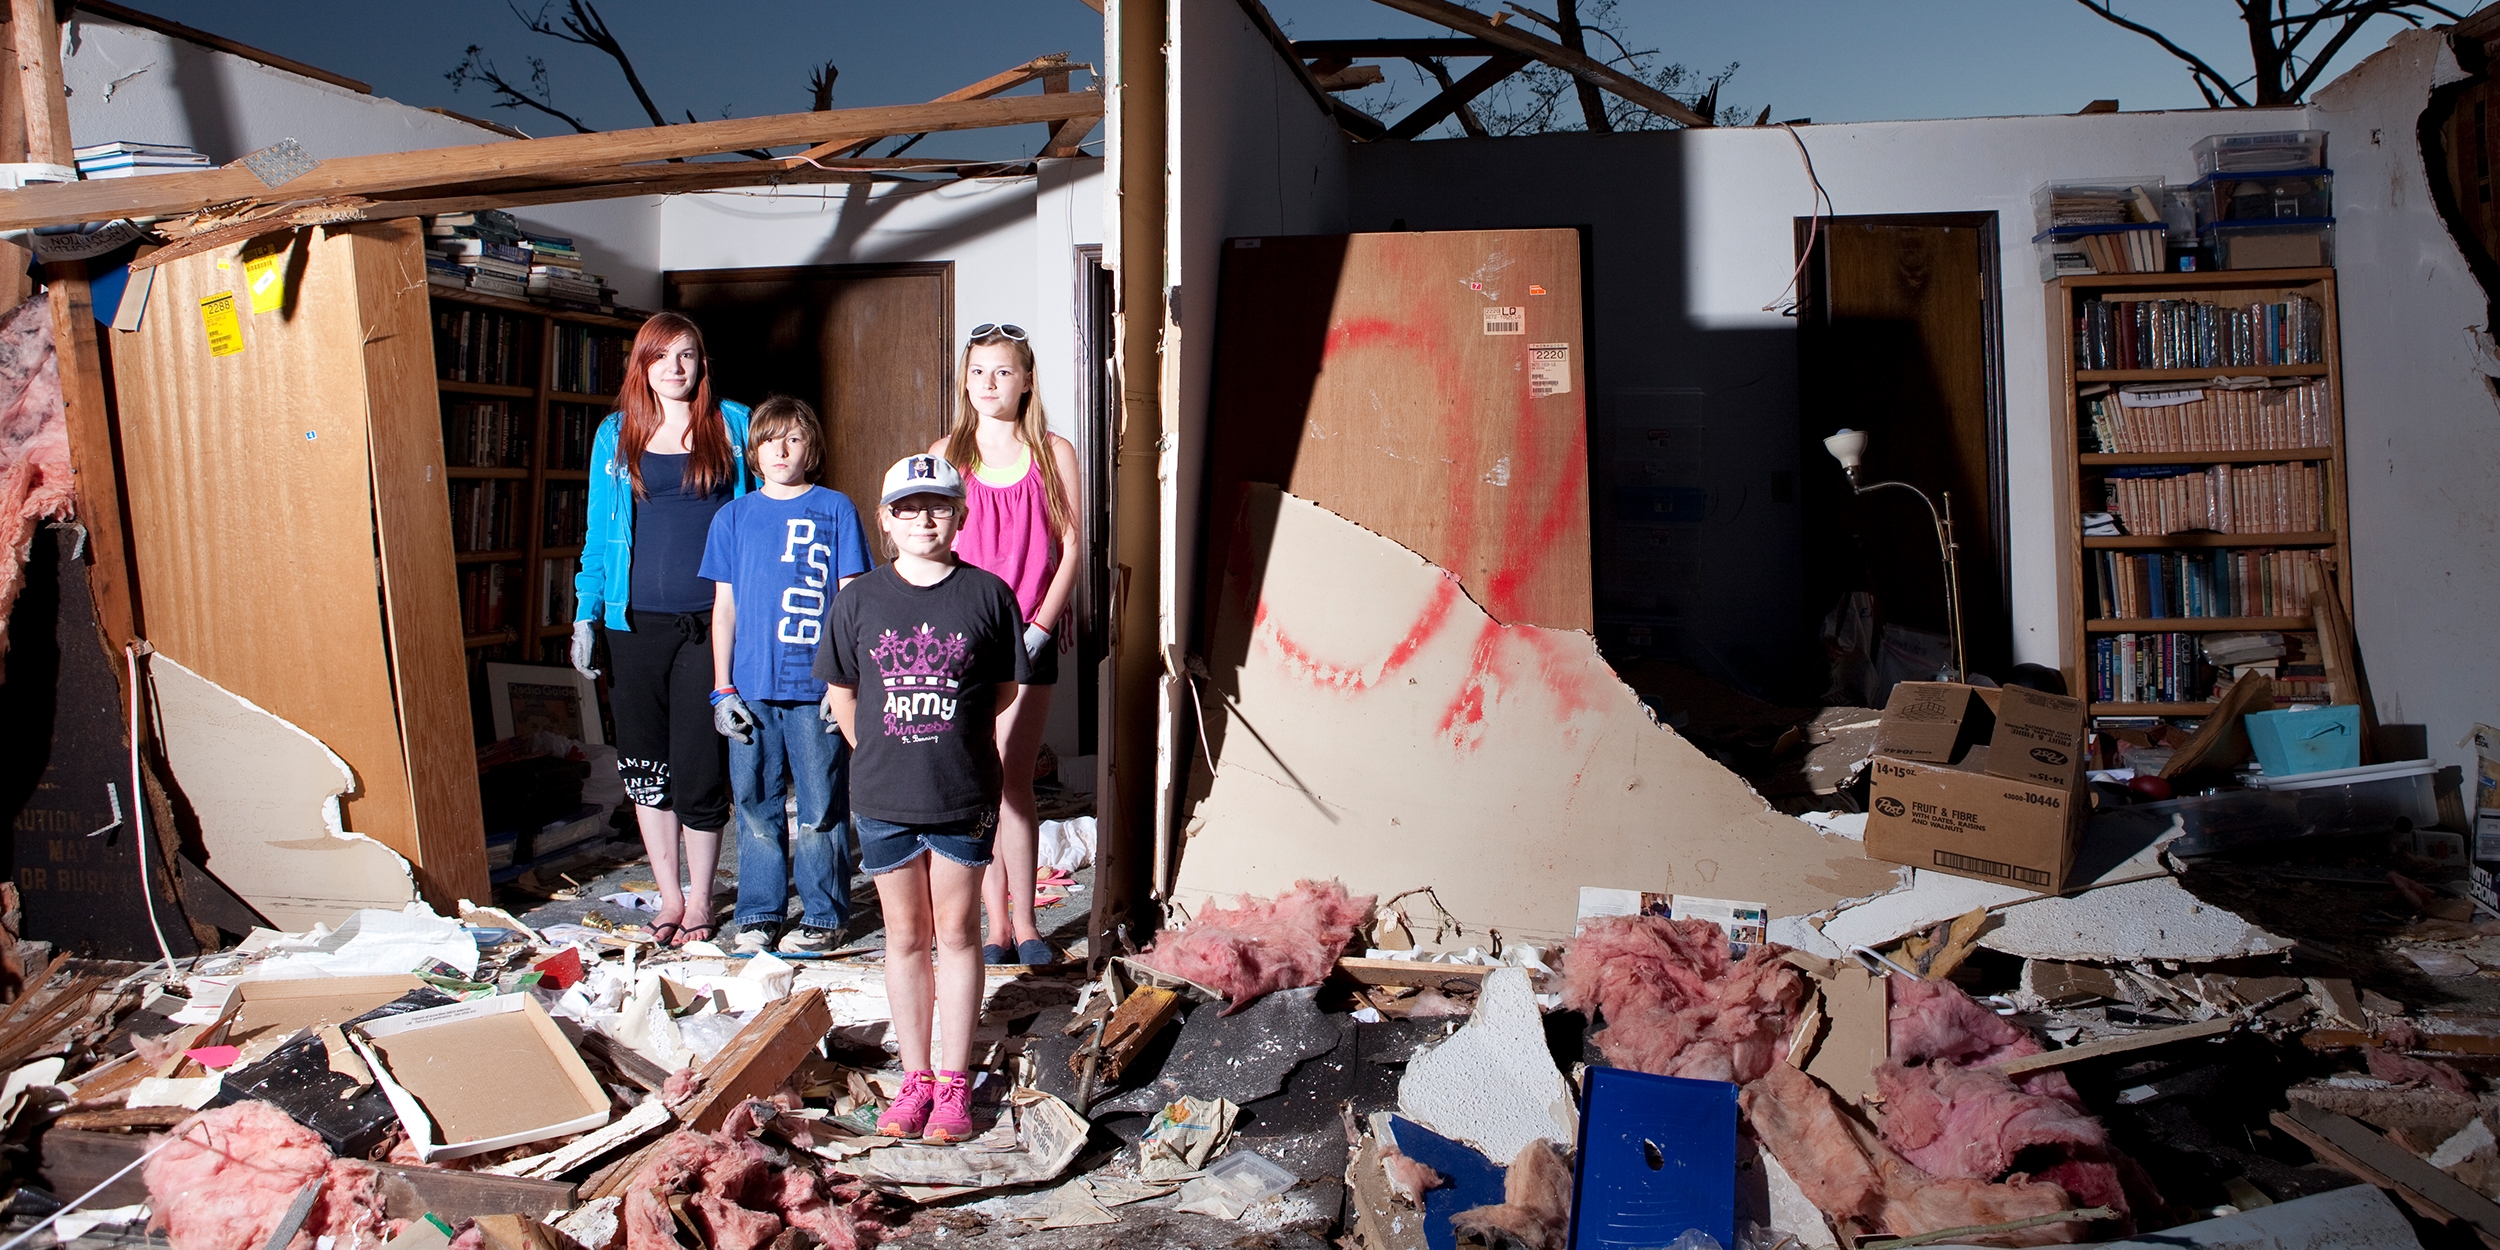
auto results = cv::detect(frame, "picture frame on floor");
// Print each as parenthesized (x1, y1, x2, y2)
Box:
(485, 662, 605, 745)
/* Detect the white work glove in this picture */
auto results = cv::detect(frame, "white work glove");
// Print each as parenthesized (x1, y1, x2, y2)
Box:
(712, 691, 757, 744)
(570, 619, 600, 678)
(1022, 622, 1051, 659)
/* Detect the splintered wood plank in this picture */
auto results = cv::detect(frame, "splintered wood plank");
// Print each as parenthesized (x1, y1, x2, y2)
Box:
(679, 988, 832, 1133)
(109, 228, 424, 870)
(353, 223, 488, 905)
(2272, 1104, 2500, 1247)
(1204, 229, 1591, 632)
(0, 94, 1103, 232)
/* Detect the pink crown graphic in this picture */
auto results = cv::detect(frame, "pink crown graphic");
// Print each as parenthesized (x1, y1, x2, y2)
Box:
(870, 624, 968, 687)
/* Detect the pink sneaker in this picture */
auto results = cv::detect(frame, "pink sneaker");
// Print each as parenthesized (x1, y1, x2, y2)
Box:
(921, 1070, 974, 1143)
(876, 1070, 934, 1137)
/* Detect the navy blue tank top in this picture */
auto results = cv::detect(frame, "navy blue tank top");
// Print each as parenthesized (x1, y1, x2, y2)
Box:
(631, 452, 730, 613)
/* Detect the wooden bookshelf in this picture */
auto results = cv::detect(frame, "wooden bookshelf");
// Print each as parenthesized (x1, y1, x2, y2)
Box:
(428, 288, 643, 678)
(2049, 267, 2352, 717)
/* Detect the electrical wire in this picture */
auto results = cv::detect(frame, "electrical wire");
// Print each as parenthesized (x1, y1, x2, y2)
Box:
(0, 1119, 206, 1250)
(127, 641, 178, 974)
(1762, 122, 1835, 315)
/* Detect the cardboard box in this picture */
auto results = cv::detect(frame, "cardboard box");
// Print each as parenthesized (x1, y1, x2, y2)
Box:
(354, 993, 608, 1162)
(1864, 756, 2083, 892)
(2478, 810, 2500, 864)
(1988, 684, 2089, 790)
(1871, 682, 1990, 764)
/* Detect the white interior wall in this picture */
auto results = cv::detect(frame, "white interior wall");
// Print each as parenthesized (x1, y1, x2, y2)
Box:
(61, 13, 664, 306)
(1164, 0, 1351, 660)
(2312, 31, 2498, 782)
(1346, 109, 2318, 691)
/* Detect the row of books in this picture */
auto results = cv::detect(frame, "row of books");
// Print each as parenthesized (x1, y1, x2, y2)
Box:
(72, 140, 208, 180)
(2102, 461, 2325, 535)
(2079, 380, 2329, 453)
(449, 480, 524, 554)
(549, 404, 601, 472)
(460, 563, 516, 638)
(553, 325, 636, 398)
(543, 485, 588, 549)
(2075, 295, 2326, 370)
(427, 212, 619, 311)
(2089, 548, 2325, 621)
(540, 559, 579, 631)
(2066, 228, 2165, 275)
(2090, 632, 2217, 705)
(435, 306, 530, 387)
(443, 400, 530, 470)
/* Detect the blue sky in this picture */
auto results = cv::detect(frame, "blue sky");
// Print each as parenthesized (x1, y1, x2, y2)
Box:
(114, 0, 2442, 150)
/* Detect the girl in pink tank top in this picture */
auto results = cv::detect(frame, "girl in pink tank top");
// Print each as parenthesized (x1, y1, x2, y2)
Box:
(935, 323, 1080, 967)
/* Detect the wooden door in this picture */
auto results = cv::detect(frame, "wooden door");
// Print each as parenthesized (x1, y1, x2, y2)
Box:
(1202, 229, 1591, 634)
(1797, 216, 2009, 679)
(665, 264, 953, 519)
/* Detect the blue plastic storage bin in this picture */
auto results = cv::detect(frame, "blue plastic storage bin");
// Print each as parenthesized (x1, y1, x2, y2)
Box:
(2244, 705, 2362, 777)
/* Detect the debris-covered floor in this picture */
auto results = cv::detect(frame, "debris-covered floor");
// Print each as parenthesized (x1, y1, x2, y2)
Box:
(5, 692, 2500, 1250)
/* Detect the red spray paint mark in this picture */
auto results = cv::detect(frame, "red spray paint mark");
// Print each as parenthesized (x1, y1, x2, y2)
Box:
(1255, 575, 1462, 694)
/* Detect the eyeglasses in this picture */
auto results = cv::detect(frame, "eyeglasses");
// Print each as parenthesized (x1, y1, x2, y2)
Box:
(888, 502, 960, 520)
(968, 323, 1027, 342)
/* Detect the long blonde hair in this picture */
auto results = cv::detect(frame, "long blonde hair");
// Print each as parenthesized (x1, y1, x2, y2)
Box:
(942, 328, 1072, 539)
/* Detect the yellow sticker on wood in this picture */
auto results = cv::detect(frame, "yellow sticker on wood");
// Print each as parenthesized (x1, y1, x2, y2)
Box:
(200, 292, 244, 357)
(244, 253, 285, 314)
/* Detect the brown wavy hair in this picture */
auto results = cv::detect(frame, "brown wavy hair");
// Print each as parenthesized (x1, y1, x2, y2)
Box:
(617, 311, 735, 499)
(941, 327, 1072, 539)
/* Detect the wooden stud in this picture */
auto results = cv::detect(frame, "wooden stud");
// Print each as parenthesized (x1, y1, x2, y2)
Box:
(1989, 1018, 2233, 1076)
(1383, 52, 1527, 140)
(2271, 1104, 2500, 1248)
(0, 92, 1102, 232)
(676, 988, 831, 1134)
(1086, 984, 1180, 1083)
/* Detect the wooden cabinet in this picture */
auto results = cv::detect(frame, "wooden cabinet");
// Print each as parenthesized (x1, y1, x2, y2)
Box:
(2047, 267, 2351, 718)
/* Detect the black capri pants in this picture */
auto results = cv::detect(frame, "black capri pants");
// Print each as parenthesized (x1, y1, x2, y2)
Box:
(606, 609, 730, 833)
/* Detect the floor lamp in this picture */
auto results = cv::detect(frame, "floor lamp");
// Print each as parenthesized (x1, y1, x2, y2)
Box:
(1822, 428, 1967, 684)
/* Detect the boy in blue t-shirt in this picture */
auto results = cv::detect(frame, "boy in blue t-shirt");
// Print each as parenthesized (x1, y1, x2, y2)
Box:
(701, 396, 875, 954)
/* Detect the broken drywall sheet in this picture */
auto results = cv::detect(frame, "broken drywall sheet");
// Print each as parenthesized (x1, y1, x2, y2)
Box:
(1177, 488, 1897, 943)
(1814, 870, 2035, 955)
(1977, 876, 2290, 964)
(1398, 967, 1575, 1162)
(149, 653, 416, 930)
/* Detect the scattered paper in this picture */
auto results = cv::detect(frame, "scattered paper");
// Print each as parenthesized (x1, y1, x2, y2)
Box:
(246, 906, 480, 980)
(53, 1203, 148, 1242)
(1138, 1095, 1239, 1182)
(844, 1091, 1089, 1190)
(130, 1076, 222, 1109)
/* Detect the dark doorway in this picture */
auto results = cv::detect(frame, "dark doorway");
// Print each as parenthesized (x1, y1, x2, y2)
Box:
(1075, 248, 1114, 750)
(664, 263, 955, 520)
(1796, 214, 2010, 681)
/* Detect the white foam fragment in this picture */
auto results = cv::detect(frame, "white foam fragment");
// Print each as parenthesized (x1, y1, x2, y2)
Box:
(1397, 966, 1576, 1161)
(1978, 877, 2292, 963)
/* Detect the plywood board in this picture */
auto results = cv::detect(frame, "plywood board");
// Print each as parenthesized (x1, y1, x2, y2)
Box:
(352, 223, 488, 903)
(109, 228, 433, 892)
(148, 654, 416, 930)
(1176, 488, 1894, 944)
(1203, 230, 1591, 633)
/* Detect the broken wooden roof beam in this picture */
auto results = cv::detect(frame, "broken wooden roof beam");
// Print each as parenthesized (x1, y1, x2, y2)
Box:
(1366, 0, 1711, 128)
(786, 53, 1086, 167)
(1291, 37, 1502, 59)
(1382, 51, 1528, 140)
(1234, 0, 1388, 141)
(0, 91, 1101, 232)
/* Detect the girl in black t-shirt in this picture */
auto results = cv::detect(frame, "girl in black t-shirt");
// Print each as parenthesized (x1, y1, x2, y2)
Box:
(818, 454, 1029, 1143)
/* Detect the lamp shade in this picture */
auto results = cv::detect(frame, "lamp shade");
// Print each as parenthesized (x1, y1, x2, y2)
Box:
(1822, 428, 1868, 471)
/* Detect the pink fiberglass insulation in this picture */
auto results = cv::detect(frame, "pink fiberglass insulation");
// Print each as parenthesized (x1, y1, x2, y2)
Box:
(1880, 977, 2154, 1229)
(619, 1125, 862, 1250)
(1741, 1063, 2083, 1245)
(0, 295, 72, 684)
(1137, 879, 1375, 1010)
(2367, 1046, 2473, 1096)
(143, 1102, 395, 1250)
(1449, 1140, 1572, 1250)
(1559, 915, 1805, 1084)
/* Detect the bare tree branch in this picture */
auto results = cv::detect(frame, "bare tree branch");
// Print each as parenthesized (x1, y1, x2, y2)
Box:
(447, 46, 597, 134)
(1413, 55, 1491, 136)
(2073, 0, 2252, 106)
(809, 61, 838, 112)
(1554, 0, 1613, 133)
(513, 0, 671, 129)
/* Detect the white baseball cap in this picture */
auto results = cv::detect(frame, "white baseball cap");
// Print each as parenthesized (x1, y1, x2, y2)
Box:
(881, 453, 965, 505)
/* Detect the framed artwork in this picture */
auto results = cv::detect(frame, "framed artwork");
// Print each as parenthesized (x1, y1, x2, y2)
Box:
(484, 663, 604, 746)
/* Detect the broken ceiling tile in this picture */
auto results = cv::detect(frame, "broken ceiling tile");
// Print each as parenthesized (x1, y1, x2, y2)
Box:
(1397, 967, 1574, 1163)
(1976, 877, 2292, 963)
(1817, 869, 2037, 953)
(1093, 986, 1340, 1116)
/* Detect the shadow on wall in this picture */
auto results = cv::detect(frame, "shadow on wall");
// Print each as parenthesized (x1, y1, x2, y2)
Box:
(1342, 132, 1819, 702)
(158, 33, 243, 163)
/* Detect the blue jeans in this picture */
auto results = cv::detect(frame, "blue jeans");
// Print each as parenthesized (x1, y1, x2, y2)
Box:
(730, 700, 853, 929)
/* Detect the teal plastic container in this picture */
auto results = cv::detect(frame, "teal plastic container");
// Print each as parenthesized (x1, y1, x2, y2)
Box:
(2244, 705, 2362, 778)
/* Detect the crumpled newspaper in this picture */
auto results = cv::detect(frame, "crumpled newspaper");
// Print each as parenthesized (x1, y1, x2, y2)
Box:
(1138, 1095, 1238, 1181)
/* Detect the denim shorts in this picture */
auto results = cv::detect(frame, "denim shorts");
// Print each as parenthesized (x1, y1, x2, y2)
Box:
(856, 809, 998, 875)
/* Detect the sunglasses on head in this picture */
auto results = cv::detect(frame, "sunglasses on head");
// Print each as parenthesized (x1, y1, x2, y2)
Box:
(968, 323, 1028, 342)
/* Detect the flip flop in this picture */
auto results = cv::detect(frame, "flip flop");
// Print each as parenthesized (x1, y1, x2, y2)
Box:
(1037, 868, 1074, 884)
(647, 921, 684, 947)
(1034, 891, 1067, 908)
(679, 924, 716, 947)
